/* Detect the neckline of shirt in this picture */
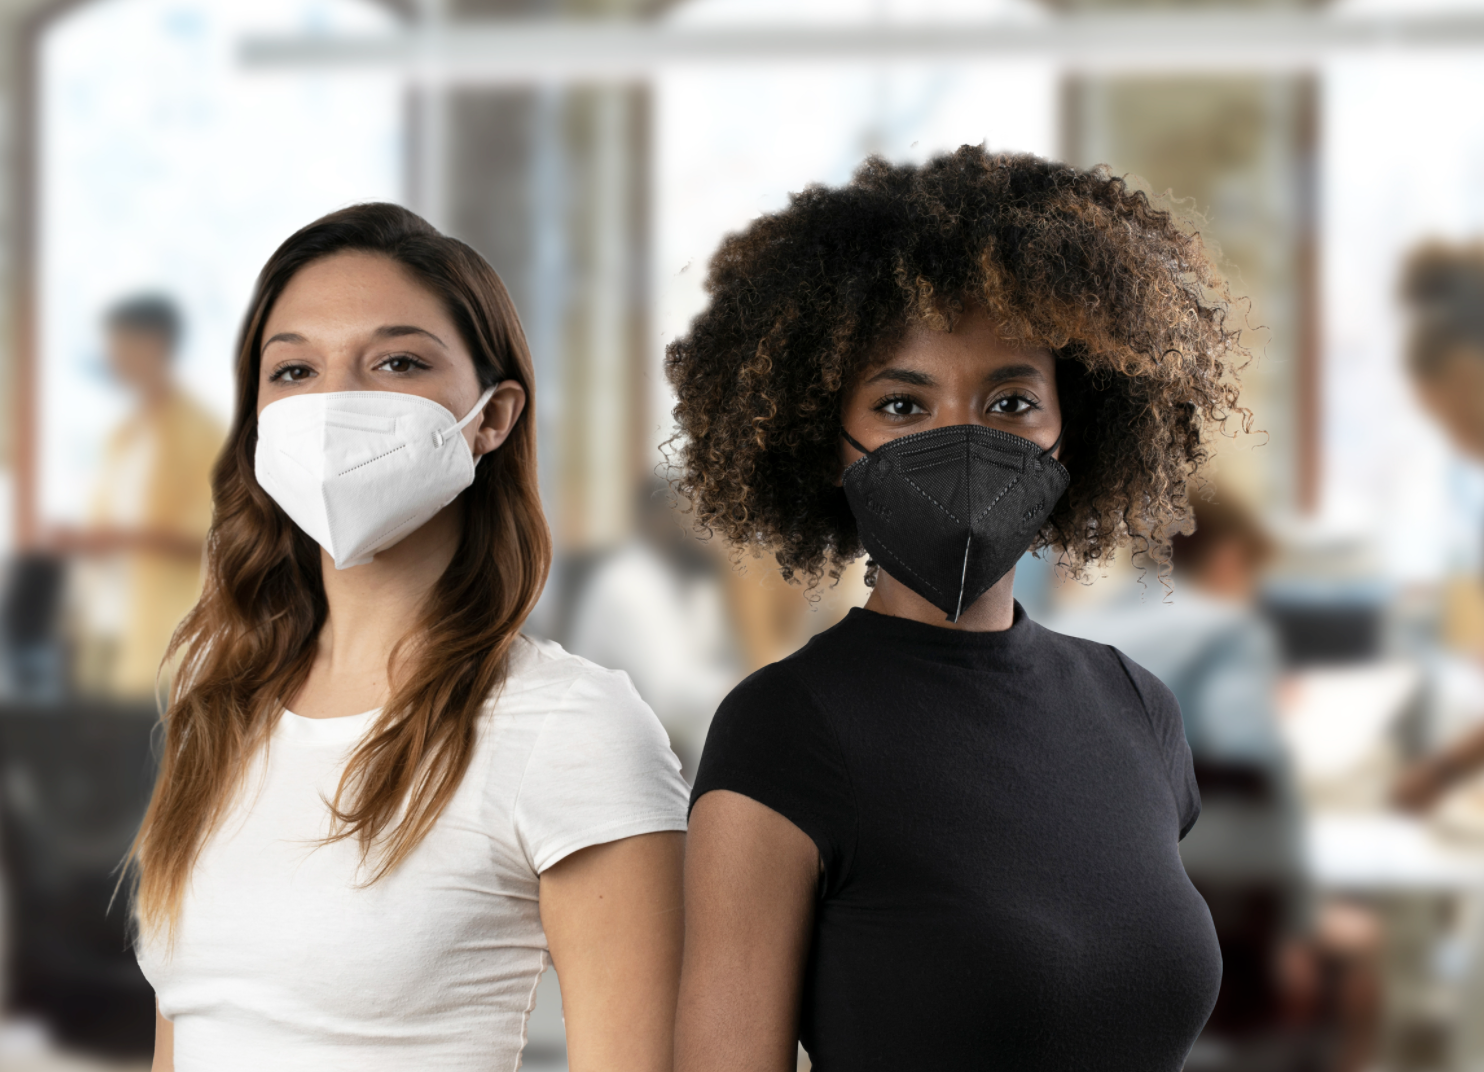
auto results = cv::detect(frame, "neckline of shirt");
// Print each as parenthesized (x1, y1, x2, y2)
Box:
(839, 601, 1040, 667)
(277, 707, 382, 744)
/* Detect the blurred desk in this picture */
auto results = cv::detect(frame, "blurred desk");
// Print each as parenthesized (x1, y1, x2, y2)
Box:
(1308, 812, 1484, 893)
(1280, 661, 1422, 793)
(1308, 812, 1484, 1072)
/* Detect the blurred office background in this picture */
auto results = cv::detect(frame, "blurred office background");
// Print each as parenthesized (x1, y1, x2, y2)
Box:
(2, 0, 1484, 1069)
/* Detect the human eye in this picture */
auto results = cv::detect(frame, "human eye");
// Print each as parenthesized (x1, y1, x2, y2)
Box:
(374, 353, 433, 375)
(267, 362, 315, 384)
(875, 394, 928, 419)
(989, 392, 1039, 416)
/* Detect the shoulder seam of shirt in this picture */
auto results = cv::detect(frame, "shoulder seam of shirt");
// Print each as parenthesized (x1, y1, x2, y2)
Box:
(470, 662, 520, 857)
(785, 659, 862, 889)
(1110, 646, 1183, 813)
(510, 671, 588, 873)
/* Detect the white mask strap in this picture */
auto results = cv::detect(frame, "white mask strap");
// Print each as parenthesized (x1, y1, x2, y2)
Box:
(436, 384, 500, 448)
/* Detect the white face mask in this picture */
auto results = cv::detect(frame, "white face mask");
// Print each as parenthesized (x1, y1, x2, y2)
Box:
(255, 385, 497, 570)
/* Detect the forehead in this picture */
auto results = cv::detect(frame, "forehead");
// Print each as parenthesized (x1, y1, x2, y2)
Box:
(871, 305, 1055, 376)
(266, 251, 450, 331)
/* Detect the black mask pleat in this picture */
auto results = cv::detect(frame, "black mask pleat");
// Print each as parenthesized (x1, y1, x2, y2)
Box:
(842, 424, 1069, 622)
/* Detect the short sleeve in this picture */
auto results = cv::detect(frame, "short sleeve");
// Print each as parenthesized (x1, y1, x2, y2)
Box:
(1114, 649, 1202, 841)
(691, 662, 857, 889)
(514, 667, 690, 873)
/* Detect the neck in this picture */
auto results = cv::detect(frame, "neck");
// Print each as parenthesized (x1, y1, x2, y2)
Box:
(864, 566, 1017, 632)
(137, 379, 173, 409)
(312, 502, 464, 707)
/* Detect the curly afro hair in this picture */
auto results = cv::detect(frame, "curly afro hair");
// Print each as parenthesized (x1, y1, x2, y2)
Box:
(664, 145, 1250, 589)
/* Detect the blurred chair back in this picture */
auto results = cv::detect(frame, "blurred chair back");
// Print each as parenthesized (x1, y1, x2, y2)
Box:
(0, 701, 158, 1057)
(1, 553, 68, 700)
(1189, 758, 1288, 1035)
(1185, 758, 1332, 1072)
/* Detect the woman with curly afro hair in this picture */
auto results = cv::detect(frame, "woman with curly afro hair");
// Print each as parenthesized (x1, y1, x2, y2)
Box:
(670, 146, 1248, 1072)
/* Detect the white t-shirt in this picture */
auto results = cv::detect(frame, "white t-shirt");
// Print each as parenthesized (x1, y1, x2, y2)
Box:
(137, 636, 690, 1071)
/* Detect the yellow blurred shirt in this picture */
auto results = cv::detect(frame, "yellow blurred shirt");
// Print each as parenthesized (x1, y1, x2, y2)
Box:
(87, 388, 224, 698)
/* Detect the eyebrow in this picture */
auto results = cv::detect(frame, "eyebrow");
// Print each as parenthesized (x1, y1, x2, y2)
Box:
(374, 324, 447, 348)
(261, 325, 449, 351)
(986, 363, 1049, 385)
(865, 367, 935, 387)
(262, 331, 307, 350)
(863, 362, 1049, 388)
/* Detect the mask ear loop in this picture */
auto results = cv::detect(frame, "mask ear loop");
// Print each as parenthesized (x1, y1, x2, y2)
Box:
(434, 384, 500, 449)
(841, 428, 873, 457)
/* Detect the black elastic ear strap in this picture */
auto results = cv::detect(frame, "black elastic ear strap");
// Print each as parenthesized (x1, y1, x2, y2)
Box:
(841, 428, 873, 456)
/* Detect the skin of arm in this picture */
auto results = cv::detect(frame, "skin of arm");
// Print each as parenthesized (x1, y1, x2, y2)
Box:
(1394, 721, 1484, 812)
(540, 831, 685, 1072)
(153, 1001, 173, 1072)
(675, 790, 819, 1072)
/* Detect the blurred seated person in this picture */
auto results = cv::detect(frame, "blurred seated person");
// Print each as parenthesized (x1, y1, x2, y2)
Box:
(720, 549, 870, 677)
(1395, 241, 1484, 810)
(49, 295, 224, 699)
(1050, 491, 1378, 1072)
(566, 481, 741, 776)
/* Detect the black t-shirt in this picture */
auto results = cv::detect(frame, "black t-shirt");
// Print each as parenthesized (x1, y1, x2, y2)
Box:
(691, 603, 1221, 1072)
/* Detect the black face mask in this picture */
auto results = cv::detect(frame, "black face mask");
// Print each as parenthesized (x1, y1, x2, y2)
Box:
(841, 424, 1069, 622)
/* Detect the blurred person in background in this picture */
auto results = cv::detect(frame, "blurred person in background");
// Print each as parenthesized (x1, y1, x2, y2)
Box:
(1052, 491, 1380, 1072)
(671, 148, 1236, 1072)
(129, 205, 688, 1072)
(1394, 241, 1484, 811)
(566, 479, 741, 776)
(717, 551, 871, 679)
(49, 295, 224, 699)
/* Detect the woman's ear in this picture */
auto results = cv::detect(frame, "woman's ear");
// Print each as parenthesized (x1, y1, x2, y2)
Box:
(472, 380, 527, 458)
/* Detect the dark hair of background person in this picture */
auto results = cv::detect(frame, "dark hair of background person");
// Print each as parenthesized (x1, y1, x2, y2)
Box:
(1400, 240, 1484, 379)
(664, 145, 1252, 590)
(126, 203, 552, 939)
(105, 293, 183, 355)
(1169, 493, 1276, 577)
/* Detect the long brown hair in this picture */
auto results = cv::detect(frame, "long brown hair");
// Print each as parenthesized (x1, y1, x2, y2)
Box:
(128, 203, 551, 938)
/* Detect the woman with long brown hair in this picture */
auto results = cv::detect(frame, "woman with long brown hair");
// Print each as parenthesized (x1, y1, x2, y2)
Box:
(130, 203, 688, 1071)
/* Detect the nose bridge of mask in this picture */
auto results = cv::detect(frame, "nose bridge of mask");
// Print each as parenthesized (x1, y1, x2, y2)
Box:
(844, 425, 1053, 526)
(841, 424, 1060, 465)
